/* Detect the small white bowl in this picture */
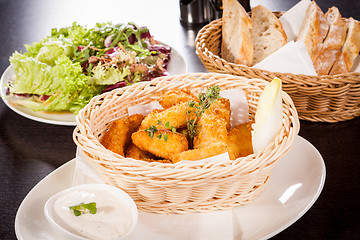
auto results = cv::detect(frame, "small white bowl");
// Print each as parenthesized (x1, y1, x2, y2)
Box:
(44, 183, 138, 240)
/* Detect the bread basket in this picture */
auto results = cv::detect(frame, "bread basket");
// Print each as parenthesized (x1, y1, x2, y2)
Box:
(73, 72, 300, 214)
(195, 16, 360, 122)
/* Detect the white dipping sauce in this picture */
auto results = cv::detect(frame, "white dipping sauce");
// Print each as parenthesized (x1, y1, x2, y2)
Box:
(52, 188, 134, 240)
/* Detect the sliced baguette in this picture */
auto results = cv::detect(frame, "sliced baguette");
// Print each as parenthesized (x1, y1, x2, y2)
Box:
(221, 0, 253, 66)
(251, 5, 287, 65)
(296, 1, 329, 61)
(329, 17, 360, 75)
(313, 7, 347, 75)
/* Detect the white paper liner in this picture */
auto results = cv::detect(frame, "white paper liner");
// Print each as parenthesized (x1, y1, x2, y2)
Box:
(127, 101, 163, 116)
(220, 89, 249, 126)
(73, 148, 105, 186)
(279, 0, 311, 42)
(253, 40, 317, 76)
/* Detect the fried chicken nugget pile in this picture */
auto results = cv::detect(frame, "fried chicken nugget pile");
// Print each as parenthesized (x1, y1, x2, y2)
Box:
(100, 88, 253, 163)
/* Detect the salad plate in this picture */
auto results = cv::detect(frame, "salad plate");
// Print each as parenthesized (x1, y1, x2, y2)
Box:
(15, 136, 326, 240)
(0, 44, 186, 126)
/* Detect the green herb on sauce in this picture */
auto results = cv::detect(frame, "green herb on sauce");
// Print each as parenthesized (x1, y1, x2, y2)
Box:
(69, 202, 97, 216)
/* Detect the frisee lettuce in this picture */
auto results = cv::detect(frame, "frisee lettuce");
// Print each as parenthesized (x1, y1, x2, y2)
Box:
(91, 65, 131, 85)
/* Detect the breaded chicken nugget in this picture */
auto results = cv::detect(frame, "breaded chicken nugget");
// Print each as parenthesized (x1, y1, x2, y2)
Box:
(173, 142, 235, 163)
(208, 98, 231, 131)
(191, 98, 231, 148)
(125, 142, 173, 163)
(227, 122, 253, 159)
(132, 130, 188, 160)
(100, 113, 144, 156)
(139, 102, 189, 130)
(101, 118, 130, 156)
(126, 113, 145, 142)
(159, 89, 198, 108)
(192, 98, 231, 149)
(193, 114, 228, 149)
(125, 142, 156, 160)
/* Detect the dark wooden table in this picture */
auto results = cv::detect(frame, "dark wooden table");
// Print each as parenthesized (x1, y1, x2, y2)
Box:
(1, 0, 359, 239)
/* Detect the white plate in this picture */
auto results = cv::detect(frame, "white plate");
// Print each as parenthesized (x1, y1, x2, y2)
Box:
(0, 44, 186, 126)
(14, 136, 326, 240)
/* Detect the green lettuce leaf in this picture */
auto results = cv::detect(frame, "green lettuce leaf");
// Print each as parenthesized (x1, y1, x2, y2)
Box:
(24, 41, 45, 58)
(9, 53, 105, 113)
(10, 52, 52, 95)
(51, 22, 89, 47)
(35, 42, 74, 66)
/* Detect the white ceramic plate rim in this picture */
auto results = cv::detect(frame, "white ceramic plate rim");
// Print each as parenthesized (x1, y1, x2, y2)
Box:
(14, 136, 326, 240)
(0, 42, 187, 126)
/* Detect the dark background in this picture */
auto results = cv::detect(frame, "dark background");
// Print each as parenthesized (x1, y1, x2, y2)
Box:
(1, 0, 359, 239)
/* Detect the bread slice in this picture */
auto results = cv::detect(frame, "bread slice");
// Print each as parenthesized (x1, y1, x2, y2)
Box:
(221, 0, 253, 66)
(312, 7, 347, 75)
(251, 5, 287, 65)
(296, 1, 329, 61)
(329, 17, 360, 75)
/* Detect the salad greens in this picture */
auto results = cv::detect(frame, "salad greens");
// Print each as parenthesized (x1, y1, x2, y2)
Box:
(7, 22, 171, 114)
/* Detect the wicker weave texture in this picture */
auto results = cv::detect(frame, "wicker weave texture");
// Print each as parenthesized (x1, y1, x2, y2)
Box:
(73, 73, 300, 213)
(195, 17, 360, 122)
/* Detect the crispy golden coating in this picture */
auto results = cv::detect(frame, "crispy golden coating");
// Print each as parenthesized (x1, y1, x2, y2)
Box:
(193, 114, 228, 149)
(227, 122, 253, 159)
(208, 98, 231, 131)
(125, 143, 173, 163)
(126, 113, 145, 140)
(100, 114, 144, 156)
(139, 102, 189, 130)
(173, 142, 235, 163)
(143, 158, 173, 163)
(128, 113, 145, 129)
(131, 130, 188, 160)
(192, 99, 231, 149)
(100, 118, 129, 156)
(159, 89, 198, 108)
(125, 142, 156, 160)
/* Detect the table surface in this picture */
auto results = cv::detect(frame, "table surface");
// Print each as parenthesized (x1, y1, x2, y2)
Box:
(1, 0, 359, 239)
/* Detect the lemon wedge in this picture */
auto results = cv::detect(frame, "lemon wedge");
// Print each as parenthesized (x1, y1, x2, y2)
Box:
(252, 78, 283, 153)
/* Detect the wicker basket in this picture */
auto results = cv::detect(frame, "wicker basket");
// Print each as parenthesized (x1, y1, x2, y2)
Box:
(73, 73, 300, 214)
(195, 17, 360, 122)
